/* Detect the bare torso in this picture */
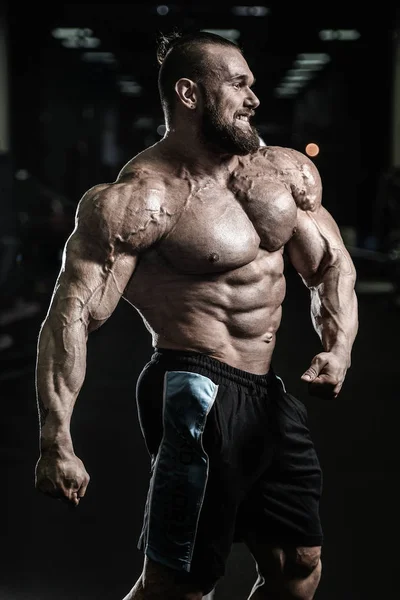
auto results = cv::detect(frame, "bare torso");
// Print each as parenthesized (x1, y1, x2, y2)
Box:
(119, 144, 319, 374)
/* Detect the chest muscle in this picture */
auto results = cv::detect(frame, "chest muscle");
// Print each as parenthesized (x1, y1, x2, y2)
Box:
(158, 179, 297, 274)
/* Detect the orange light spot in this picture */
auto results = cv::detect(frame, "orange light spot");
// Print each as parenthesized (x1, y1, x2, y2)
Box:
(305, 143, 319, 157)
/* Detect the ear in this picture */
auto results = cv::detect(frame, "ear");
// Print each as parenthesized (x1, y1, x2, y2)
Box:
(175, 78, 198, 110)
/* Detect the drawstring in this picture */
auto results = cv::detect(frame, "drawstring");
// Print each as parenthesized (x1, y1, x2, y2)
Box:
(249, 380, 259, 396)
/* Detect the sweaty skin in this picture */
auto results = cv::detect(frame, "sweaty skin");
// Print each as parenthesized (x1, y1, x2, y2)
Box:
(123, 147, 301, 375)
(35, 43, 358, 519)
(34, 41, 358, 600)
(120, 144, 357, 380)
(35, 144, 357, 490)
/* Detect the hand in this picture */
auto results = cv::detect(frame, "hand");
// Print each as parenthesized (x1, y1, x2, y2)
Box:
(35, 449, 90, 507)
(301, 351, 348, 399)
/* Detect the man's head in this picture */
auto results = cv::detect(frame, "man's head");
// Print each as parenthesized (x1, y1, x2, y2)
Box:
(157, 31, 260, 155)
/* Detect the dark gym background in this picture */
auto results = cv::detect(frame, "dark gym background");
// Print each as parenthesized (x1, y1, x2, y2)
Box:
(1, 3, 400, 599)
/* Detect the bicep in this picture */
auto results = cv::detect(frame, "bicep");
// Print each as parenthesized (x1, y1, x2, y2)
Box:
(286, 206, 355, 286)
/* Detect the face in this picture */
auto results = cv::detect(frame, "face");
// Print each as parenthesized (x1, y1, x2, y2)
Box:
(199, 46, 261, 155)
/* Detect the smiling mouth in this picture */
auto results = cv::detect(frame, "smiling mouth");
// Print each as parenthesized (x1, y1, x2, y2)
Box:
(235, 115, 251, 125)
(235, 111, 254, 123)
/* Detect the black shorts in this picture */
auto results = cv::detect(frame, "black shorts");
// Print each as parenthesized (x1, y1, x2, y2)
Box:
(136, 349, 323, 594)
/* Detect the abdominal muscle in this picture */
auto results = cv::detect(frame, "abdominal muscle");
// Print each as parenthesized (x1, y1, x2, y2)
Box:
(124, 248, 286, 375)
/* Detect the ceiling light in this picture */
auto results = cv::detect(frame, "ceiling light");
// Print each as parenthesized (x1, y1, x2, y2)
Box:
(52, 27, 93, 39)
(81, 52, 116, 64)
(286, 68, 316, 76)
(274, 88, 297, 97)
(296, 53, 330, 65)
(62, 37, 100, 49)
(293, 61, 325, 70)
(232, 6, 269, 16)
(118, 78, 142, 96)
(15, 169, 30, 180)
(283, 74, 312, 81)
(156, 5, 169, 15)
(319, 29, 361, 41)
(52, 26, 101, 49)
(201, 29, 240, 42)
(280, 81, 303, 88)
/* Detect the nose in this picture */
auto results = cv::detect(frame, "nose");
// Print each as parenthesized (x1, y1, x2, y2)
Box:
(244, 88, 260, 110)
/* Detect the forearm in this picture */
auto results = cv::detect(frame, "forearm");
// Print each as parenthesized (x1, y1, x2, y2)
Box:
(309, 262, 358, 365)
(36, 313, 88, 452)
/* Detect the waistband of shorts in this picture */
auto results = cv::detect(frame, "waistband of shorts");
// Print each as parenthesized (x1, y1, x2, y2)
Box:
(151, 347, 277, 391)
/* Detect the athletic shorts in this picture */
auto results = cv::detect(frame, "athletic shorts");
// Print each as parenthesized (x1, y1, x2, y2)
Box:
(136, 348, 323, 594)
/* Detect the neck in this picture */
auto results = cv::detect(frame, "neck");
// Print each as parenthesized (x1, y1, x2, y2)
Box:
(158, 125, 238, 181)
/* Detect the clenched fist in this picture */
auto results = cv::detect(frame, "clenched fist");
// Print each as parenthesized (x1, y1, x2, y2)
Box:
(301, 351, 349, 399)
(35, 449, 90, 507)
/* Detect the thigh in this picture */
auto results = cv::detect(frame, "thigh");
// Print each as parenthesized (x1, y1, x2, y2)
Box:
(136, 366, 242, 594)
(236, 381, 323, 547)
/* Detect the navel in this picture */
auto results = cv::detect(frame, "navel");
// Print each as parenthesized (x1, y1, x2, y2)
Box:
(208, 252, 220, 263)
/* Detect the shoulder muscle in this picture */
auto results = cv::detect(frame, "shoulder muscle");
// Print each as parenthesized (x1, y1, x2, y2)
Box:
(75, 177, 170, 255)
(261, 146, 322, 212)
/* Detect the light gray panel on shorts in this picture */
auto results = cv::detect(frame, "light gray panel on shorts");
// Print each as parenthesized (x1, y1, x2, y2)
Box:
(144, 370, 219, 572)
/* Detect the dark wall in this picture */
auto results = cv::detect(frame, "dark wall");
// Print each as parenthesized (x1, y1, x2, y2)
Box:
(292, 26, 394, 242)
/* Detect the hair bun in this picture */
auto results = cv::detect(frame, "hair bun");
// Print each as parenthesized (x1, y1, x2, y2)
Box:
(156, 30, 183, 65)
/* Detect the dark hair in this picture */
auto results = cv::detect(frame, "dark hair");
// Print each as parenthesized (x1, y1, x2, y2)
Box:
(156, 30, 242, 123)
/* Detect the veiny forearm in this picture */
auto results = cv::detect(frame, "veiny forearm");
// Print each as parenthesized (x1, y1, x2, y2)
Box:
(36, 306, 88, 452)
(310, 260, 358, 365)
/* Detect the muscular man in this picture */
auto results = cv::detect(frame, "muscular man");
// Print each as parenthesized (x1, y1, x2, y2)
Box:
(35, 31, 358, 600)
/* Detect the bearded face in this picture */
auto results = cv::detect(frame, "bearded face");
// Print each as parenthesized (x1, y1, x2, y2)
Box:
(200, 84, 260, 156)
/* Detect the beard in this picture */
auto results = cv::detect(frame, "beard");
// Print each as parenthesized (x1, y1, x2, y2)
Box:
(200, 90, 260, 156)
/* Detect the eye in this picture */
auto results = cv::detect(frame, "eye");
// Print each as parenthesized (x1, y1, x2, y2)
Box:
(232, 82, 241, 90)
